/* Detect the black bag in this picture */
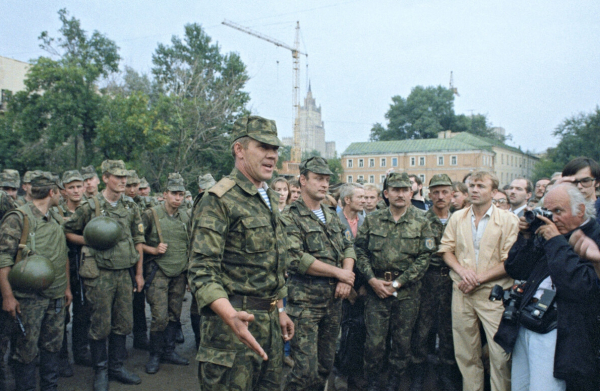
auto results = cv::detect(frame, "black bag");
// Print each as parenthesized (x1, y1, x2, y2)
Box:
(334, 299, 366, 376)
(519, 289, 557, 334)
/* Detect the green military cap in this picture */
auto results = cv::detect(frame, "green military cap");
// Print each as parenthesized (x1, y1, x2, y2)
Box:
(30, 171, 60, 188)
(198, 174, 216, 190)
(387, 172, 411, 188)
(139, 177, 150, 189)
(100, 160, 128, 176)
(62, 170, 84, 185)
(231, 115, 283, 147)
(80, 165, 98, 180)
(0, 169, 20, 189)
(429, 174, 453, 188)
(166, 173, 186, 192)
(23, 171, 39, 184)
(185, 191, 192, 197)
(126, 170, 140, 185)
(300, 156, 333, 175)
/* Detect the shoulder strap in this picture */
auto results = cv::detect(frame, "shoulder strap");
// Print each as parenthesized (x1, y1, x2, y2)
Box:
(151, 207, 164, 243)
(208, 177, 236, 198)
(93, 194, 101, 217)
(13, 210, 29, 264)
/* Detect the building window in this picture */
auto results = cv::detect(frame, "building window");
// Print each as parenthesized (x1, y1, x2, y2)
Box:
(347, 159, 353, 168)
(380, 175, 386, 183)
(369, 158, 375, 168)
(347, 175, 353, 183)
(419, 156, 425, 166)
(419, 174, 426, 183)
(358, 159, 364, 168)
(358, 175, 364, 182)
(369, 175, 374, 184)
(392, 157, 398, 167)
(410, 157, 416, 166)
(381, 158, 386, 167)
(438, 156, 444, 166)
(451, 155, 457, 165)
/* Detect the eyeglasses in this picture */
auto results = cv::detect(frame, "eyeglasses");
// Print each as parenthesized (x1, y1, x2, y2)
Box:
(571, 177, 596, 188)
(492, 199, 508, 205)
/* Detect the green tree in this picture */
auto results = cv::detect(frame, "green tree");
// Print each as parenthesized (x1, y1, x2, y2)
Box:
(327, 158, 343, 184)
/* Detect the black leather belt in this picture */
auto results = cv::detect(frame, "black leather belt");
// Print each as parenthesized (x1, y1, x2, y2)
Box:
(201, 295, 278, 316)
(290, 274, 337, 286)
(373, 270, 401, 281)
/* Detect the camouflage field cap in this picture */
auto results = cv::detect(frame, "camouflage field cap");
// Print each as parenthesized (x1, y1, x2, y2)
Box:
(429, 174, 453, 188)
(62, 170, 84, 185)
(166, 173, 186, 192)
(185, 191, 192, 197)
(386, 172, 412, 188)
(22, 170, 41, 184)
(30, 171, 59, 188)
(101, 160, 128, 176)
(300, 156, 333, 176)
(231, 115, 283, 147)
(0, 169, 20, 189)
(126, 170, 140, 185)
(139, 177, 150, 189)
(198, 174, 216, 190)
(81, 165, 98, 180)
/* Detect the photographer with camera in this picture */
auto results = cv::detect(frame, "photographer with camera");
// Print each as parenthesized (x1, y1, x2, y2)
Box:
(494, 183, 600, 391)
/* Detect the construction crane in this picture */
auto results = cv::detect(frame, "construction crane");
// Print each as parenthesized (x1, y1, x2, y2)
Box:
(449, 71, 460, 96)
(223, 19, 308, 163)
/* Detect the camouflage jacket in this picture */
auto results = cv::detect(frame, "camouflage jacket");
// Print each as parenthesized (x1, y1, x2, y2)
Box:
(0, 190, 16, 221)
(284, 198, 356, 276)
(188, 168, 288, 311)
(424, 208, 452, 268)
(134, 195, 158, 212)
(355, 205, 435, 287)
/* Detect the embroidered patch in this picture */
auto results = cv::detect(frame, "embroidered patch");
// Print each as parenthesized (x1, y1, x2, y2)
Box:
(138, 223, 144, 234)
(345, 231, 352, 241)
(425, 238, 435, 250)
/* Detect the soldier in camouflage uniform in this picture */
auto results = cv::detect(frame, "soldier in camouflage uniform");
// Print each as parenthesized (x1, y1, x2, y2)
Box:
(138, 178, 151, 197)
(0, 172, 72, 391)
(355, 172, 435, 391)
(64, 160, 145, 391)
(409, 174, 457, 391)
(188, 116, 294, 391)
(283, 157, 356, 391)
(0, 169, 21, 203)
(137, 178, 158, 210)
(81, 165, 100, 199)
(141, 173, 190, 374)
(20, 171, 38, 206)
(189, 173, 217, 349)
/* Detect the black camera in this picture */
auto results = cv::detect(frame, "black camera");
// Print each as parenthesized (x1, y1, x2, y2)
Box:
(489, 282, 526, 323)
(524, 207, 553, 232)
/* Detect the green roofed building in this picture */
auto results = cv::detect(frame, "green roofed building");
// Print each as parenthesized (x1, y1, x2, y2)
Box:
(341, 130, 538, 189)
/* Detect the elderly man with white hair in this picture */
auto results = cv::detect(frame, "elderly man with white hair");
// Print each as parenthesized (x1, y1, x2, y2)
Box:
(495, 183, 600, 391)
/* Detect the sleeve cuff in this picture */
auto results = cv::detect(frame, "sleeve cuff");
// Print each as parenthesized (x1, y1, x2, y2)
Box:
(343, 247, 357, 260)
(276, 286, 288, 300)
(398, 274, 409, 286)
(0, 254, 15, 269)
(132, 236, 145, 245)
(195, 285, 229, 310)
(298, 253, 317, 275)
(436, 244, 453, 254)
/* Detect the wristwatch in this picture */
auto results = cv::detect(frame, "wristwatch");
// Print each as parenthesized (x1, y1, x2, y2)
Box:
(392, 280, 400, 289)
(278, 307, 285, 313)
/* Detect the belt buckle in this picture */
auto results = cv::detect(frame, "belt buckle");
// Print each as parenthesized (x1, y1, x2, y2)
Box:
(269, 299, 277, 312)
(384, 271, 392, 282)
(329, 278, 336, 285)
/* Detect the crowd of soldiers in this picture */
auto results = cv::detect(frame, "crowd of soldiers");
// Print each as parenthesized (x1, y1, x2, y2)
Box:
(0, 114, 599, 391)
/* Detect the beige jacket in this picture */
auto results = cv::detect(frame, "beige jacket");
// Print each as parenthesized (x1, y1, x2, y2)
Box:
(438, 204, 519, 290)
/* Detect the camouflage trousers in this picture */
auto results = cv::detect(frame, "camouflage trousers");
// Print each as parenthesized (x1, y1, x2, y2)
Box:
(83, 268, 133, 340)
(364, 284, 420, 378)
(411, 266, 455, 365)
(11, 295, 65, 364)
(145, 269, 186, 332)
(197, 308, 283, 391)
(0, 300, 13, 368)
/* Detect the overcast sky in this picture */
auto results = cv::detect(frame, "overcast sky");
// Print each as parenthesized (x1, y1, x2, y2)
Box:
(2, 1, 600, 156)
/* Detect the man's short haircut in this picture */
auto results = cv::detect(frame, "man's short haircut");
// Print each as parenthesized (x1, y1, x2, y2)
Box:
(536, 177, 551, 183)
(552, 183, 597, 221)
(289, 179, 300, 189)
(469, 171, 499, 191)
(363, 184, 379, 194)
(231, 136, 252, 158)
(512, 177, 533, 194)
(496, 189, 508, 198)
(452, 181, 468, 194)
(31, 185, 58, 200)
(562, 157, 600, 181)
(463, 172, 472, 183)
(408, 174, 423, 196)
(340, 183, 364, 207)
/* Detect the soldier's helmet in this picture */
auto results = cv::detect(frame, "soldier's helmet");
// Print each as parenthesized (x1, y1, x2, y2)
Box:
(84, 216, 123, 251)
(231, 115, 283, 147)
(8, 254, 55, 292)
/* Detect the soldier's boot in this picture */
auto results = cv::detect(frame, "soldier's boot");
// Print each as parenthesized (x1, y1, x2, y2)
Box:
(90, 338, 109, 391)
(58, 330, 73, 378)
(175, 321, 184, 344)
(385, 372, 403, 391)
(13, 360, 37, 391)
(366, 373, 380, 391)
(145, 332, 162, 374)
(438, 364, 459, 391)
(132, 292, 149, 351)
(190, 313, 201, 349)
(39, 349, 60, 391)
(409, 363, 426, 391)
(72, 318, 92, 366)
(161, 322, 189, 366)
(108, 334, 141, 385)
(133, 331, 150, 351)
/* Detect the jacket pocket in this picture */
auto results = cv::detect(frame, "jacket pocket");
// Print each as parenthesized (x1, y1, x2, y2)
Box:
(78, 246, 99, 279)
(197, 345, 236, 389)
(241, 217, 274, 253)
(368, 230, 388, 252)
(305, 226, 326, 252)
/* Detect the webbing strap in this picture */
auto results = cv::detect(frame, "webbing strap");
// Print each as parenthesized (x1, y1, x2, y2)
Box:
(151, 207, 164, 244)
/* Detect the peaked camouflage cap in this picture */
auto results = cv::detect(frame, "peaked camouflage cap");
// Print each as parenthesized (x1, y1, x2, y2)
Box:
(387, 172, 412, 188)
(429, 173, 453, 188)
(198, 174, 216, 190)
(0, 169, 20, 188)
(101, 160, 128, 176)
(166, 173, 186, 192)
(126, 170, 140, 185)
(231, 115, 283, 147)
(30, 171, 60, 188)
(62, 170, 84, 185)
(185, 191, 192, 197)
(300, 156, 333, 175)
(80, 165, 98, 180)
(139, 177, 150, 189)
(22, 170, 42, 184)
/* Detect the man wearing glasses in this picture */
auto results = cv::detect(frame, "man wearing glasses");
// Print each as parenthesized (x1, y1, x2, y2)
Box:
(559, 157, 600, 220)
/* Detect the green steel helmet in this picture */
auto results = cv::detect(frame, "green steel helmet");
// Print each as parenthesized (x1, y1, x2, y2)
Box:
(8, 254, 55, 292)
(83, 216, 122, 250)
